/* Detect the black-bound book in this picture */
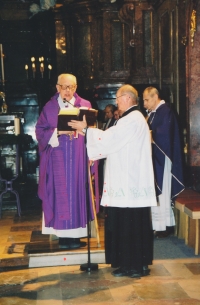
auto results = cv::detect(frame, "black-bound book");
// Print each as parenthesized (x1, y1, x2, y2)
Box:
(57, 107, 98, 131)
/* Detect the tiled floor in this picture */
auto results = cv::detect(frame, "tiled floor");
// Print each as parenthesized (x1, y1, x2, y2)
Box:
(0, 177, 200, 305)
(1, 260, 200, 305)
(1, 202, 200, 304)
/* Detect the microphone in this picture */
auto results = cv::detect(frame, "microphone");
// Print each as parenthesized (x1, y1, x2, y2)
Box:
(63, 98, 76, 108)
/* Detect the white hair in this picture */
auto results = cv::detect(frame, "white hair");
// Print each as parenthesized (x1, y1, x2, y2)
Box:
(57, 74, 77, 85)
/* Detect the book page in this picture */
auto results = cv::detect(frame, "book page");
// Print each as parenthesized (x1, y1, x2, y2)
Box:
(79, 107, 97, 112)
(59, 108, 79, 115)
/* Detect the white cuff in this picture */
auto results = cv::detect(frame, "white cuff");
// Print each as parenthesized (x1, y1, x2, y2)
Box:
(48, 128, 59, 147)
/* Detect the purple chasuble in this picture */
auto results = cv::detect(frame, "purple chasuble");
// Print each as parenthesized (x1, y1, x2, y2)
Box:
(35, 92, 99, 230)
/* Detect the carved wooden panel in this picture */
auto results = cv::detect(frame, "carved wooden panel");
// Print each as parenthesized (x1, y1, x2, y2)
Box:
(111, 20, 123, 70)
(143, 10, 153, 67)
(102, 9, 130, 75)
(160, 11, 170, 81)
(74, 24, 92, 77)
(63, 1, 131, 87)
(54, 7, 67, 76)
(157, 0, 184, 113)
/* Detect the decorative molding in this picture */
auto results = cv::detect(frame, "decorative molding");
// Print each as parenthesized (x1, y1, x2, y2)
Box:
(118, 2, 135, 47)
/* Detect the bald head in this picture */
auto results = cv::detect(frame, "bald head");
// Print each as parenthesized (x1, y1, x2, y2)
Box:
(116, 84, 138, 113)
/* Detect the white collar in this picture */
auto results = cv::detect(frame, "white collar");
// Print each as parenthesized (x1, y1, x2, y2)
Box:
(126, 105, 137, 112)
(58, 94, 75, 109)
(151, 100, 165, 113)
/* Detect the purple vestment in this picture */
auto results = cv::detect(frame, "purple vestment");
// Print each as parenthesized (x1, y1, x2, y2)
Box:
(35, 92, 99, 230)
(148, 103, 184, 199)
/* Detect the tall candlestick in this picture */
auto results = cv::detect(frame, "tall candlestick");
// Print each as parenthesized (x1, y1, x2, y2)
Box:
(40, 63, 44, 78)
(0, 44, 5, 83)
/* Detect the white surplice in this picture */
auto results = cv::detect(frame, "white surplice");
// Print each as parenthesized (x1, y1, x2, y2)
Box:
(86, 108, 157, 208)
(42, 213, 87, 237)
(151, 156, 175, 231)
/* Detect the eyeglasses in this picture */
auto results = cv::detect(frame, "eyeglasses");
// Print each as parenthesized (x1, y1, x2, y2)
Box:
(57, 84, 76, 90)
(116, 94, 126, 99)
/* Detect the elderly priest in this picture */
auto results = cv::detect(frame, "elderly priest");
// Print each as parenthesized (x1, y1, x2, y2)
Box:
(35, 73, 99, 250)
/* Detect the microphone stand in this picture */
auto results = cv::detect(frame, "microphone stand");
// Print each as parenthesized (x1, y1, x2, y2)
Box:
(80, 130, 98, 272)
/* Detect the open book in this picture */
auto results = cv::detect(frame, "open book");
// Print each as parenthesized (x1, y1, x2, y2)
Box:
(57, 107, 98, 131)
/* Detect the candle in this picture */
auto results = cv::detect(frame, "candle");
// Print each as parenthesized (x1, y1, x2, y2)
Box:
(40, 63, 44, 78)
(32, 63, 36, 78)
(25, 64, 28, 79)
(0, 44, 5, 83)
(14, 118, 20, 135)
(48, 64, 52, 79)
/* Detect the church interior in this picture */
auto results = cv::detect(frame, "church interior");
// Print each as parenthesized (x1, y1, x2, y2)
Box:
(1, 0, 200, 303)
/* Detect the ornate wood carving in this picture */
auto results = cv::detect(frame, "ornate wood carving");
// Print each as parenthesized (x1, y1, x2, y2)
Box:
(118, 2, 135, 47)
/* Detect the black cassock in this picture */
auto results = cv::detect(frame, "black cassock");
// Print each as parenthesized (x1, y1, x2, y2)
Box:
(104, 206, 153, 272)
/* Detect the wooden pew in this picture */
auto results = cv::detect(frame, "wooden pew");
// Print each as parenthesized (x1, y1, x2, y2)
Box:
(175, 189, 200, 255)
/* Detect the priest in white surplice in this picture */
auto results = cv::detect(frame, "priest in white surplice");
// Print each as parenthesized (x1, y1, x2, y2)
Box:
(69, 84, 157, 278)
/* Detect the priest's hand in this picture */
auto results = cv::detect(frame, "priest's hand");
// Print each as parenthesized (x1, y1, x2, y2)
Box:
(89, 160, 94, 166)
(68, 115, 87, 133)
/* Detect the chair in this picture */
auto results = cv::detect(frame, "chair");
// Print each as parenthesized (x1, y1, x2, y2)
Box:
(0, 143, 21, 218)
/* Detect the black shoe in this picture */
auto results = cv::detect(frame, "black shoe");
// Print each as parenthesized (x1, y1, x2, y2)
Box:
(59, 238, 86, 250)
(111, 267, 132, 277)
(129, 266, 150, 278)
(59, 244, 70, 249)
(69, 240, 87, 249)
(59, 238, 70, 249)
(129, 269, 143, 278)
